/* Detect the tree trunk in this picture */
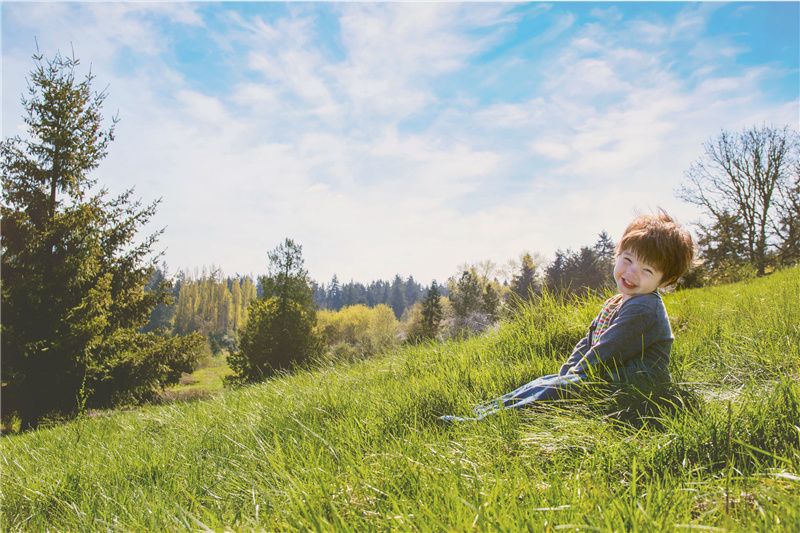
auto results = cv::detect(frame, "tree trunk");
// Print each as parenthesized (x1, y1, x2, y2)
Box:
(19, 368, 41, 432)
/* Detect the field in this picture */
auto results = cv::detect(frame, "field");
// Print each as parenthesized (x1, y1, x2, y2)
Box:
(2, 268, 798, 532)
(159, 352, 236, 404)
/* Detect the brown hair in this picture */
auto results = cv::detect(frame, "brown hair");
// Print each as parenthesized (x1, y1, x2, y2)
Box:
(616, 209, 696, 286)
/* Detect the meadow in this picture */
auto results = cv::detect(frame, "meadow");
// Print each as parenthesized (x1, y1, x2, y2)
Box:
(1, 268, 798, 532)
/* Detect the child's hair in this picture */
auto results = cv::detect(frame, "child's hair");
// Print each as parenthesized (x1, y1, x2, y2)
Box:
(616, 209, 696, 286)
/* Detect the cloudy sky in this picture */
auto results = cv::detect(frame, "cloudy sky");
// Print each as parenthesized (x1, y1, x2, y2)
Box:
(3, 2, 798, 286)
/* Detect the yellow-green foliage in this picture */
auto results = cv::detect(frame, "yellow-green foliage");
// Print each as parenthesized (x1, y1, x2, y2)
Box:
(317, 304, 399, 358)
(173, 271, 257, 336)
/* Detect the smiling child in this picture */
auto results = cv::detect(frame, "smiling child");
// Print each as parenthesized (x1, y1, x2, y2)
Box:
(441, 209, 696, 422)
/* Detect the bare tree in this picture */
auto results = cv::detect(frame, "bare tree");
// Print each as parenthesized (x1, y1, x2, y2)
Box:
(774, 158, 800, 265)
(677, 125, 799, 276)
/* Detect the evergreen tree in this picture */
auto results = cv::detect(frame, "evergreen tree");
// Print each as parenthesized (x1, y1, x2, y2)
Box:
(230, 239, 322, 380)
(594, 230, 616, 262)
(366, 281, 381, 307)
(593, 231, 616, 287)
(420, 281, 443, 340)
(570, 246, 605, 293)
(390, 275, 407, 319)
(482, 283, 500, 319)
(328, 274, 342, 311)
(510, 252, 540, 302)
(259, 239, 316, 310)
(545, 242, 612, 297)
(449, 270, 483, 318)
(141, 263, 176, 334)
(404, 275, 422, 307)
(370, 280, 391, 308)
(1, 50, 202, 430)
(545, 250, 568, 293)
(695, 211, 753, 283)
(341, 280, 367, 308)
(312, 281, 327, 309)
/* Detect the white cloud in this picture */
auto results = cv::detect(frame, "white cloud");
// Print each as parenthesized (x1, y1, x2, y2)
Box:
(532, 141, 572, 161)
(628, 20, 670, 45)
(532, 12, 577, 44)
(590, 6, 623, 24)
(671, 4, 718, 39)
(330, 3, 516, 120)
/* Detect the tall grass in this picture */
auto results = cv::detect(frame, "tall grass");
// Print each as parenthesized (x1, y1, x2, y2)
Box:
(2, 268, 798, 532)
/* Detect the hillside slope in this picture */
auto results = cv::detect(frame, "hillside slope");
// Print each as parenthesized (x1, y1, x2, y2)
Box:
(2, 268, 799, 532)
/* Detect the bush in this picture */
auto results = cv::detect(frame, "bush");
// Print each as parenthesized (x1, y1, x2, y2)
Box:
(316, 304, 400, 359)
(229, 298, 323, 381)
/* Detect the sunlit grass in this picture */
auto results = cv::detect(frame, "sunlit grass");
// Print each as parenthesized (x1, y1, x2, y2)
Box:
(156, 352, 235, 404)
(2, 268, 798, 532)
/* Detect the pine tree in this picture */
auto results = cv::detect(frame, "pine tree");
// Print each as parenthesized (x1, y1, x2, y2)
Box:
(593, 231, 616, 287)
(572, 246, 604, 293)
(1, 50, 202, 430)
(510, 252, 540, 302)
(390, 275, 407, 319)
(141, 263, 176, 334)
(594, 230, 616, 262)
(449, 270, 483, 318)
(420, 281, 444, 340)
(545, 250, 568, 293)
(230, 239, 323, 380)
(545, 243, 611, 297)
(404, 275, 422, 307)
(328, 274, 342, 311)
(312, 281, 327, 309)
(482, 284, 500, 319)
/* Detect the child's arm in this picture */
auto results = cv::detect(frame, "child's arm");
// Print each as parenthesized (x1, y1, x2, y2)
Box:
(558, 320, 595, 376)
(565, 294, 671, 379)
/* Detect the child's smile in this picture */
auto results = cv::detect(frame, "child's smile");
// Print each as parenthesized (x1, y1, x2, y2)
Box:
(614, 250, 665, 301)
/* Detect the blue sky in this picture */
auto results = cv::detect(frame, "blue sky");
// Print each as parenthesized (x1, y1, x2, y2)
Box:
(3, 2, 798, 285)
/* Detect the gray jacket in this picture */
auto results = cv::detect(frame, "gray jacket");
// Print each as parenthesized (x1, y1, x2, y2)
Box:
(558, 291, 673, 382)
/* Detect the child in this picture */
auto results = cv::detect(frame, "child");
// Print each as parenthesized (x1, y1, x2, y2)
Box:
(442, 209, 696, 422)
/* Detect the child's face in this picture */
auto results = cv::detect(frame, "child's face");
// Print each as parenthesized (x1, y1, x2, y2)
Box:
(614, 249, 665, 301)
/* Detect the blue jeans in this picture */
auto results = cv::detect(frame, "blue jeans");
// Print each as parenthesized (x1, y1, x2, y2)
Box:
(440, 372, 588, 422)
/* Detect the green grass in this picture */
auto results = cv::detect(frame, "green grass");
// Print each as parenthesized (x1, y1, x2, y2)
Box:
(160, 353, 236, 403)
(2, 268, 799, 532)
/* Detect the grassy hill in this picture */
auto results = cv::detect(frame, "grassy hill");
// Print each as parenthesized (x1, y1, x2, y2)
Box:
(2, 268, 798, 532)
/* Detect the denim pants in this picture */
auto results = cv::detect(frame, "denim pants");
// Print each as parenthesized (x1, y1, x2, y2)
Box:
(440, 372, 586, 422)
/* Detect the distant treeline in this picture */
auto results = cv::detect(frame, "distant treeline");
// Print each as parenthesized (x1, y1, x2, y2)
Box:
(143, 230, 625, 341)
(312, 275, 434, 317)
(143, 268, 437, 341)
